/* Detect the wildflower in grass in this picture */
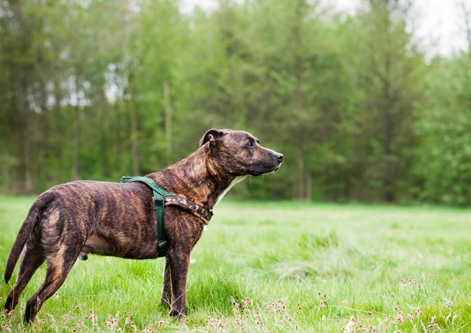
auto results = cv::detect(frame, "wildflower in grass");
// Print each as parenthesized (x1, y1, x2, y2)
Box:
(2, 309, 14, 319)
(104, 313, 118, 328)
(343, 316, 355, 333)
(276, 299, 287, 313)
(84, 310, 98, 327)
(444, 298, 454, 309)
(264, 301, 275, 313)
(427, 316, 439, 330)
(317, 292, 328, 310)
(207, 316, 229, 331)
(241, 297, 253, 309)
(62, 314, 77, 321)
(1, 323, 12, 333)
(396, 312, 403, 323)
(235, 316, 245, 330)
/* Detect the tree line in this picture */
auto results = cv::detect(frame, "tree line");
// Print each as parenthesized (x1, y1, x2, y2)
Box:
(1, 0, 471, 205)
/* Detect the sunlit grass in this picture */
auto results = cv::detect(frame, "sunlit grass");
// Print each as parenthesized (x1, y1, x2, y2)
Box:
(1, 198, 471, 332)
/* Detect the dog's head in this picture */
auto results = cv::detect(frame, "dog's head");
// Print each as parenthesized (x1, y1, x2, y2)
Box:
(199, 129, 283, 177)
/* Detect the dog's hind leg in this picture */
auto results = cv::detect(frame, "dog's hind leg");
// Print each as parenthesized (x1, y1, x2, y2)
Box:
(23, 244, 82, 323)
(4, 238, 45, 313)
(160, 257, 172, 308)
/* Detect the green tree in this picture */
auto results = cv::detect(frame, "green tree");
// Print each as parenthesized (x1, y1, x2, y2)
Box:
(413, 3, 471, 205)
(246, 0, 352, 201)
(344, 0, 424, 202)
(0, 1, 60, 193)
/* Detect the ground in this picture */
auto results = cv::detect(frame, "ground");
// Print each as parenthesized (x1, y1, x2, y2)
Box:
(1, 197, 470, 332)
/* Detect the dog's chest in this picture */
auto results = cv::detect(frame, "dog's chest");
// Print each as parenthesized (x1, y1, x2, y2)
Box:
(215, 176, 247, 205)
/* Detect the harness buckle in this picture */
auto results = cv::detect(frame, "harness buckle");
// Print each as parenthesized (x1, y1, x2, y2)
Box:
(158, 239, 168, 251)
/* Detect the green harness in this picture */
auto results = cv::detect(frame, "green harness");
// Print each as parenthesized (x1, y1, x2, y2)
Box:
(121, 176, 172, 257)
(120, 176, 213, 258)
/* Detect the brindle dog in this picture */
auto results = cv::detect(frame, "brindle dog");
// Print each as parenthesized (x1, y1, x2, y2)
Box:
(3, 129, 283, 323)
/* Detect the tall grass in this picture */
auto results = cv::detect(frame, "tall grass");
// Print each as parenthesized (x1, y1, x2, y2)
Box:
(1, 197, 471, 332)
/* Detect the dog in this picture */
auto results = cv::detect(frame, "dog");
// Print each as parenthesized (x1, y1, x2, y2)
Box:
(3, 129, 283, 323)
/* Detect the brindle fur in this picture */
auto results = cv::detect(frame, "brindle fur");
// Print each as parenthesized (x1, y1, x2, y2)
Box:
(3, 129, 283, 323)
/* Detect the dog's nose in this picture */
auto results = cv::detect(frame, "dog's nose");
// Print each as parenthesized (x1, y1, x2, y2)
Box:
(275, 153, 283, 163)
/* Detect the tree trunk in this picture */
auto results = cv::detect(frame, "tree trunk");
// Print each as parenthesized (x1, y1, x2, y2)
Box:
(460, 1, 471, 57)
(163, 80, 172, 161)
(23, 118, 33, 193)
(294, 0, 306, 201)
(129, 95, 139, 176)
(72, 103, 80, 180)
(297, 147, 306, 201)
(20, 80, 34, 193)
(383, 75, 394, 202)
(306, 163, 312, 201)
(383, 9, 394, 203)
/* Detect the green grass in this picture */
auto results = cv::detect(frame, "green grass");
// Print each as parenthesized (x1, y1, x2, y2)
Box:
(1, 197, 471, 332)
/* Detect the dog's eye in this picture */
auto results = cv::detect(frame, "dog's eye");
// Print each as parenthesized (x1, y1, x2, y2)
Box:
(247, 141, 254, 147)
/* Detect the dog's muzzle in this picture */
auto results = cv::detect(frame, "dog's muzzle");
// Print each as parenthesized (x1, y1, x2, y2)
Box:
(275, 152, 283, 163)
(273, 152, 283, 171)
(251, 151, 283, 176)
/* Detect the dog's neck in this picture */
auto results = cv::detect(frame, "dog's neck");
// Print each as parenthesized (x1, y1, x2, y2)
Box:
(146, 146, 243, 209)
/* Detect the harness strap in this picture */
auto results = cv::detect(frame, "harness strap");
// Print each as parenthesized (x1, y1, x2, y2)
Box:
(164, 195, 213, 225)
(120, 176, 213, 257)
(121, 176, 171, 257)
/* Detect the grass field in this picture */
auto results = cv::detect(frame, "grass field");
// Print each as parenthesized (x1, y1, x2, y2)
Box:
(1, 196, 471, 332)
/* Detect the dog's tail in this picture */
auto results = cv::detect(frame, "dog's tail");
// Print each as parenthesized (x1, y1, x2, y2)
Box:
(4, 192, 55, 283)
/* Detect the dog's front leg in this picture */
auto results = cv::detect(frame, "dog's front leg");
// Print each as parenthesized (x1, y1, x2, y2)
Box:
(160, 256, 172, 307)
(166, 249, 191, 319)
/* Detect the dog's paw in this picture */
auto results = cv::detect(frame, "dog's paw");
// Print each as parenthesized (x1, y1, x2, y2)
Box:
(169, 309, 186, 320)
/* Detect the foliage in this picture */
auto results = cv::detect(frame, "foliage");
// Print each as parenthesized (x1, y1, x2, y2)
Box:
(414, 55, 471, 205)
(0, 0, 470, 205)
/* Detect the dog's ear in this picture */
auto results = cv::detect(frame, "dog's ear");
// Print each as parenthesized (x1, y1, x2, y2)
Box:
(199, 129, 224, 147)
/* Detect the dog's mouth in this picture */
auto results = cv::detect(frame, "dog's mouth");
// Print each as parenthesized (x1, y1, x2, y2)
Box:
(250, 163, 282, 176)
(248, 150, 283, 176)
